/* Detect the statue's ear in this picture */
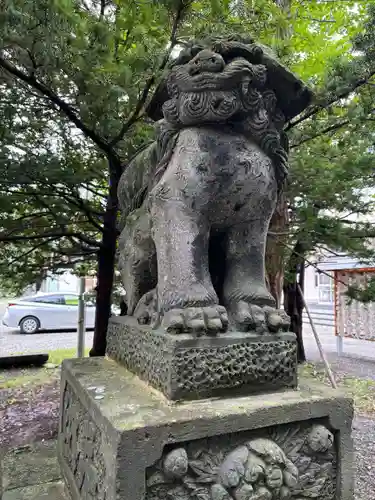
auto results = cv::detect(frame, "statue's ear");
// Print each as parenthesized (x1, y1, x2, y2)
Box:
(146, 43, 205, 122)
(166, 69, 180, 99)
(260, 51, 313, 121)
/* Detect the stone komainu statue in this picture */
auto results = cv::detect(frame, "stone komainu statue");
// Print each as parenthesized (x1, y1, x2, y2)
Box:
(117, 36, 312, 334)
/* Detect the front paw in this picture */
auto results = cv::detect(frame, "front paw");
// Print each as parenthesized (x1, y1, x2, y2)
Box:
(229, 301, 290, 333)
(263, 306, 290, 332)
(162, 305, 228, 335)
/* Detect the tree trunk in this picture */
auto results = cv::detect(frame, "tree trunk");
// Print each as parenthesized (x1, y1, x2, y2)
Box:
(35, 268, 47, 293)
(268, 0, 307, 360)
(89, 157, 121, 357)
(265, 0, 293, 307)
(35, 277, 43, 293)
(283, 240, 306, 363)
(265, 192, 289, 308)
(120, 298, 128, 316)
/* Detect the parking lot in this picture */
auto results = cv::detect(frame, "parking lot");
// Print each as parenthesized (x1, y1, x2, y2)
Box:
(0, 301, 94, 356)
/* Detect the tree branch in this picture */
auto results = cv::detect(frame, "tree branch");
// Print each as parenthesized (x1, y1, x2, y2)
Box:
(6, 237, 61, 267)
(290, 119, 350, 149)
(84, 183, 107, 199)
(274, 234, 349, 287)
(100, 0, 106, 18)
(24, 189, 104, 234)
(81, 0, 91, 12)
(55, 191, 104, 231)
(109, 0, 188, 147)
(0, 55, 116, 158)
(6, 211, 49, 223)
(286, 70, 375, 131)
(298, 15, 335, 23)
(0, 230, 101, 247)
(22, 176, 105, 221)
(315, 245, 343, 257)
(53, 246, 98, 257)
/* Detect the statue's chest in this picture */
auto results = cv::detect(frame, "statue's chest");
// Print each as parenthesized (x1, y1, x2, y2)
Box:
(173, 127, 278, 226)
(179, 127, 275, 187)
(212, 138, 275, 194)
(184, 128, 276, 194)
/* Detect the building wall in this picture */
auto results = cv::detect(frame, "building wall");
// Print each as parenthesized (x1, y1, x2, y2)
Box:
(304, 264, 334, 306)
(41, 272, 78, 293)
(40, 272, 97, 294)
(303, 264, 320, 303)
(304, 251, 375, 308)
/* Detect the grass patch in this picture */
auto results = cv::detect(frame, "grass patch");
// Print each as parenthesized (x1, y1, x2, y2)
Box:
(0, 348, 90, 389)
(48, 348, 90, 365)
(300, 363, 375, 415)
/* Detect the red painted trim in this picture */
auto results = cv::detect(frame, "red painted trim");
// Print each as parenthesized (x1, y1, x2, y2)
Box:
(343, 267, 375, 274)
(334, 270, 338, 337)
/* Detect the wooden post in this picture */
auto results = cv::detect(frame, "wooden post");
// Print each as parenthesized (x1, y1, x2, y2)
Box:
(297, 284, 337, 389)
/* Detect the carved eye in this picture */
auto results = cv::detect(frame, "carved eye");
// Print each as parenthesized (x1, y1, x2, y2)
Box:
(211, 57, 216, 62)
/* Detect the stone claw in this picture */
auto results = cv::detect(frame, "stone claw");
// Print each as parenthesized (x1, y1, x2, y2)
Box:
(229, 302, 290, 334)
(263, 307, 290, 332)
(162, 305, 229, 335)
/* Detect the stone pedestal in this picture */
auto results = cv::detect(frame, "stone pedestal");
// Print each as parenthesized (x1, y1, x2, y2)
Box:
(106, 316, 297, 400)
(58, 357, 354, 500)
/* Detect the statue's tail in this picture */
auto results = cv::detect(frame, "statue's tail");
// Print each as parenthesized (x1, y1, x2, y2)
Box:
(117, 142, 157, 232)
(117, 121, 181, 233)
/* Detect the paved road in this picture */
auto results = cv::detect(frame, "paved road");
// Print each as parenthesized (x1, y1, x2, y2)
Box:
(303, 323, 375, 361)
(1, 300, 375, 361)
(0, 327, 94, 356)
(0, 301, 94, 356)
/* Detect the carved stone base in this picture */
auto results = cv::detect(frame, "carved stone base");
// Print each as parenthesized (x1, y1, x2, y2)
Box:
(106, 316, 298, 401)
(58, 358, 354, 500)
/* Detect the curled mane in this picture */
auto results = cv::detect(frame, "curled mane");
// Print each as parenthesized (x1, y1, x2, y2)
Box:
(118, 36, 312, 223)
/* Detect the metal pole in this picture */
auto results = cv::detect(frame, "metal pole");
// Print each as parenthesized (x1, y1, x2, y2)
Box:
(336, 335, 344, 357)
(297, 284, 337, 389)
(77, 276, 86, 358)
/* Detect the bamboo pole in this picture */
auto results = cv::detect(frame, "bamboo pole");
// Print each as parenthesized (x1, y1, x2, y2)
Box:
(297, 284, 337, 389)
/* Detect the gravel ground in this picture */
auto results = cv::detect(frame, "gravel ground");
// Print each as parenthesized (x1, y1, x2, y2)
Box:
(312, 355, 375, 498)
(3, 320, 375, 360)
(304, 355, 375, 499)
(312, 354, 375, 381)
(0, 373, 60, 450)
(353, 416, 375, 500)
(0, 300, 94, 355)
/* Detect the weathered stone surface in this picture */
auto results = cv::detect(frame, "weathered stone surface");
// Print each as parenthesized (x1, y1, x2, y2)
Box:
(0, 440, 67, 500)
(117, 36, 313, 337)
(2, 482, 68, 500)
(146, 425, 337, 500)
(59, 384, 113, 500)
(58, 357, 354, 500)
(1, 440, 61, 492)
(106, 316, 297, 400)
(147, 36, 312, 123)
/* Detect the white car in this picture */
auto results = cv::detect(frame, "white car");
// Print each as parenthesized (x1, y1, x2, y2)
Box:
(2, 292, 96, 334)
